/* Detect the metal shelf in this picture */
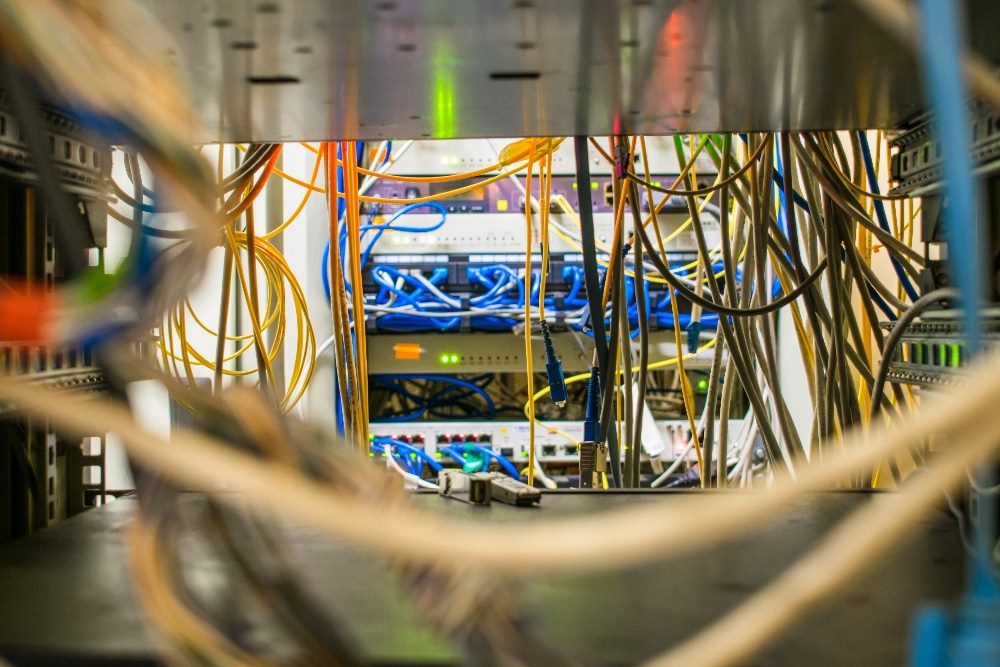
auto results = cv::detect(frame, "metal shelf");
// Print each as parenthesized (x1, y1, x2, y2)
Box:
(140, 0, 999, 142)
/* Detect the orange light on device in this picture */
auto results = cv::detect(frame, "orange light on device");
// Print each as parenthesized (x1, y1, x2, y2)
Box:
(393, 343, 422, 361)
(0, 285, 58, 343)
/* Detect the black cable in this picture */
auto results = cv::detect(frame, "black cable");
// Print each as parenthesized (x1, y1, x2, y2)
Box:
(598, 261, 622, 456)
(127, 153, 144, 231)
(574, 136, 622, 487)
(123, 151, 157, 202)
(1, 59, 90, 278)
(574, 136, 610, 378)
(870, 288, 958, 422)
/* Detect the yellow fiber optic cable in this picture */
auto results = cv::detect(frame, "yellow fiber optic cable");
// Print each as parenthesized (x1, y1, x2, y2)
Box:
(538, 150, 553, 322)
(261, 150, 324, 240)
(343, 142, 370, 447)
(670, 289, 705, 483)
(525, 339, 718, 447)
(524, 140, 538, 487)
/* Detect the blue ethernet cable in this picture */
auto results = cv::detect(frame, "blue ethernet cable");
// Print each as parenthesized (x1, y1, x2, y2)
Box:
(373, 374, 496, 419)
(373, 437, 443, 473)
(323, 201, 449, 301)
(856, 131, 920, 302)
(369, 442, 415, 474)
(469, 444, 521, 479)
(910, 2, 999, 664)
(440, 445, 469, 467)
(349, 201, 448, 272)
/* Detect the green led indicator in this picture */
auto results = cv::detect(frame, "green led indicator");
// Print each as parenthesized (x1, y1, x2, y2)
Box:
(653, 181, 662, 187)
(938, 346, 947, 367)
(439, 353, 450, 365)
(696, 378, 709, 392)
(435, 452, 442, 459)
(950, 344, 961, 368)
(450, 353, 459, 364)
(591, 181, 599, 189)
(572, 182, 578, 189)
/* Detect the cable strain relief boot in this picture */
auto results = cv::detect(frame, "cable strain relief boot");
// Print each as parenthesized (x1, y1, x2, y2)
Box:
(685, 320, 702, 354)
(583, 366, 601, 442)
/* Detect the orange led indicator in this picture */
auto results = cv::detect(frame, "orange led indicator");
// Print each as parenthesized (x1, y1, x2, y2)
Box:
(394, 342, 422, 360)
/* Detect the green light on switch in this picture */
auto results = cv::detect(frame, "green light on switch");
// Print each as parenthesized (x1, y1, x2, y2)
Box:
(450, 353, 459, 363)
(439, 353, 450, 365)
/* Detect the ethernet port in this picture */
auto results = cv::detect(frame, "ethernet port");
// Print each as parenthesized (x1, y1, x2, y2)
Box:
(604, 182, 614, 207)
(542, 445, 557, 457)
(500, 447, 515, 458)
(565, 444, 578, 456)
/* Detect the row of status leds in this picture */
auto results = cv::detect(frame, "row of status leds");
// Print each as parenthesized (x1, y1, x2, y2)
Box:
(439, 352, 461, 365)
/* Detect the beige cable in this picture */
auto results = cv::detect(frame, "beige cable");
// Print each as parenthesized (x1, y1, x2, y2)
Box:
(0, 351, 999, 574)
(642, 423, 1000, 666)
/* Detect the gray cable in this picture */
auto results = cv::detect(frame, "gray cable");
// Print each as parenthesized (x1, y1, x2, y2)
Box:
(870, 288, 959, 421)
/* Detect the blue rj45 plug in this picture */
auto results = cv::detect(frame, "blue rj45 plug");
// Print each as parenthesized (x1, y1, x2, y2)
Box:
(685, 320, 702, 354)
(539, 319, 567, 407)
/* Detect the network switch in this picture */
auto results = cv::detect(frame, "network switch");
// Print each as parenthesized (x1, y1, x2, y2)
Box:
(369, 419, 746, 464)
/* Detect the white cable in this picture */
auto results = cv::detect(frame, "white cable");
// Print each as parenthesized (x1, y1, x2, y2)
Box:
(383, 444, 440, 491)
(650, 441, 694, 487)
(411, 272, 462, 307)
(315, 335, 335, 359)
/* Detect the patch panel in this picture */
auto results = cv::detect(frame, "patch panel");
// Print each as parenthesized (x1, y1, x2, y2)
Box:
(361, 208, 716, 257)
(369, 419, 746, 465)
(363, 175, 702, 217)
